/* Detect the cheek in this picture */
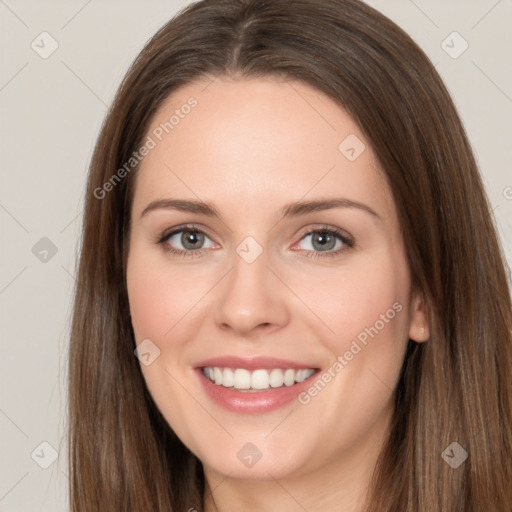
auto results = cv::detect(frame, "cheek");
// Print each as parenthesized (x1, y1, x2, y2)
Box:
(290, 256, 411, 449)
(295, 251, 411, 408)
(126, 247, 210, 342)
(127, 273, 168, 343)
(126, 248, 200, 433)
(291, 253, 410, 352)
(330, 256, 410, 398)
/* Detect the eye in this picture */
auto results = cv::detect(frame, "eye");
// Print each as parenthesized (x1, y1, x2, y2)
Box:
(158, 224, 216, 257)
(157, 224, 354, 259)
(292, 226, 354, 259)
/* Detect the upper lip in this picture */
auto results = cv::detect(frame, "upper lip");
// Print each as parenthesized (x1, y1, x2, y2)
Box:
(194, 356, 320, 371)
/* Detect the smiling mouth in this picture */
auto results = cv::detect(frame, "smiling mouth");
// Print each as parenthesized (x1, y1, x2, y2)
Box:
(201, 366, 319, 392)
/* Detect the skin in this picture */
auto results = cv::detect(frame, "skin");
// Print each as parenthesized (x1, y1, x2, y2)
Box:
(126, 75, 429, 512)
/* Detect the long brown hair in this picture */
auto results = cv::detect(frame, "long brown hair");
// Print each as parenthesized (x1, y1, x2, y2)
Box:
(68, 0, 512, 510)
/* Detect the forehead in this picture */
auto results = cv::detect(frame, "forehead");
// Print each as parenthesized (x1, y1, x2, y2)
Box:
(131, 76, 393, 221)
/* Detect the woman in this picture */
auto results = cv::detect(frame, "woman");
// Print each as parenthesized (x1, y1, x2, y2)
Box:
(68, 0, 512, 510)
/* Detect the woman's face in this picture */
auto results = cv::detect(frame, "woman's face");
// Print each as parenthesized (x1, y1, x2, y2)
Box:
(126, 76, 428, 483)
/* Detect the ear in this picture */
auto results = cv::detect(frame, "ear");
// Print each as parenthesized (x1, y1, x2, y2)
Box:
(408, 289, 430, 342)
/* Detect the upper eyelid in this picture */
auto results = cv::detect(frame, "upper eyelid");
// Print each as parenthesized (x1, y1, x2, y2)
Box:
(160, 223, 215, 242)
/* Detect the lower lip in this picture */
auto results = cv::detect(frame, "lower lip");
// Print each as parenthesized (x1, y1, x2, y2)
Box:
(195, 369, 318, 414)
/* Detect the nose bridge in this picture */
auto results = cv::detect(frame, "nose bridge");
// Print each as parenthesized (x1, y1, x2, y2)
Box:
(213, 236, 288, 334)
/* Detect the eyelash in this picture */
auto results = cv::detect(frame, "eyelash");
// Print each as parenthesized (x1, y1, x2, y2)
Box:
(157, 224, 355, 260)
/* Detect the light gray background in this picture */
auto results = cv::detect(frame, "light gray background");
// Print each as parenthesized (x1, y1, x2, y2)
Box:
(1, 1, 511, 510)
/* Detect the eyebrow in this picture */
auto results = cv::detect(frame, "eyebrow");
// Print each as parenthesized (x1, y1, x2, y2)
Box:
(140, 197, 381, 221)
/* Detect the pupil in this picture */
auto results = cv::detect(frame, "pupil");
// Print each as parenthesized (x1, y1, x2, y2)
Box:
(313, 231, 334, 251)
(183, 231, 203, 249)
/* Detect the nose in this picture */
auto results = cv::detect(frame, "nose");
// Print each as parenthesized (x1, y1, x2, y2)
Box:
(214, 246, 290, 337)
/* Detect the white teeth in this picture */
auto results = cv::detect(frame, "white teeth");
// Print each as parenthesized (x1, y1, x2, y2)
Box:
(283, 369, 295, 386)
(269, 368, 284, 388)
(213, 367, 223, 385)
(202, 367, 315, 390)
(223, 367, 234, 387)
(233, 368, 251, 389)
(295, 369, 309, 383)
(251, 369, 269, 390)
